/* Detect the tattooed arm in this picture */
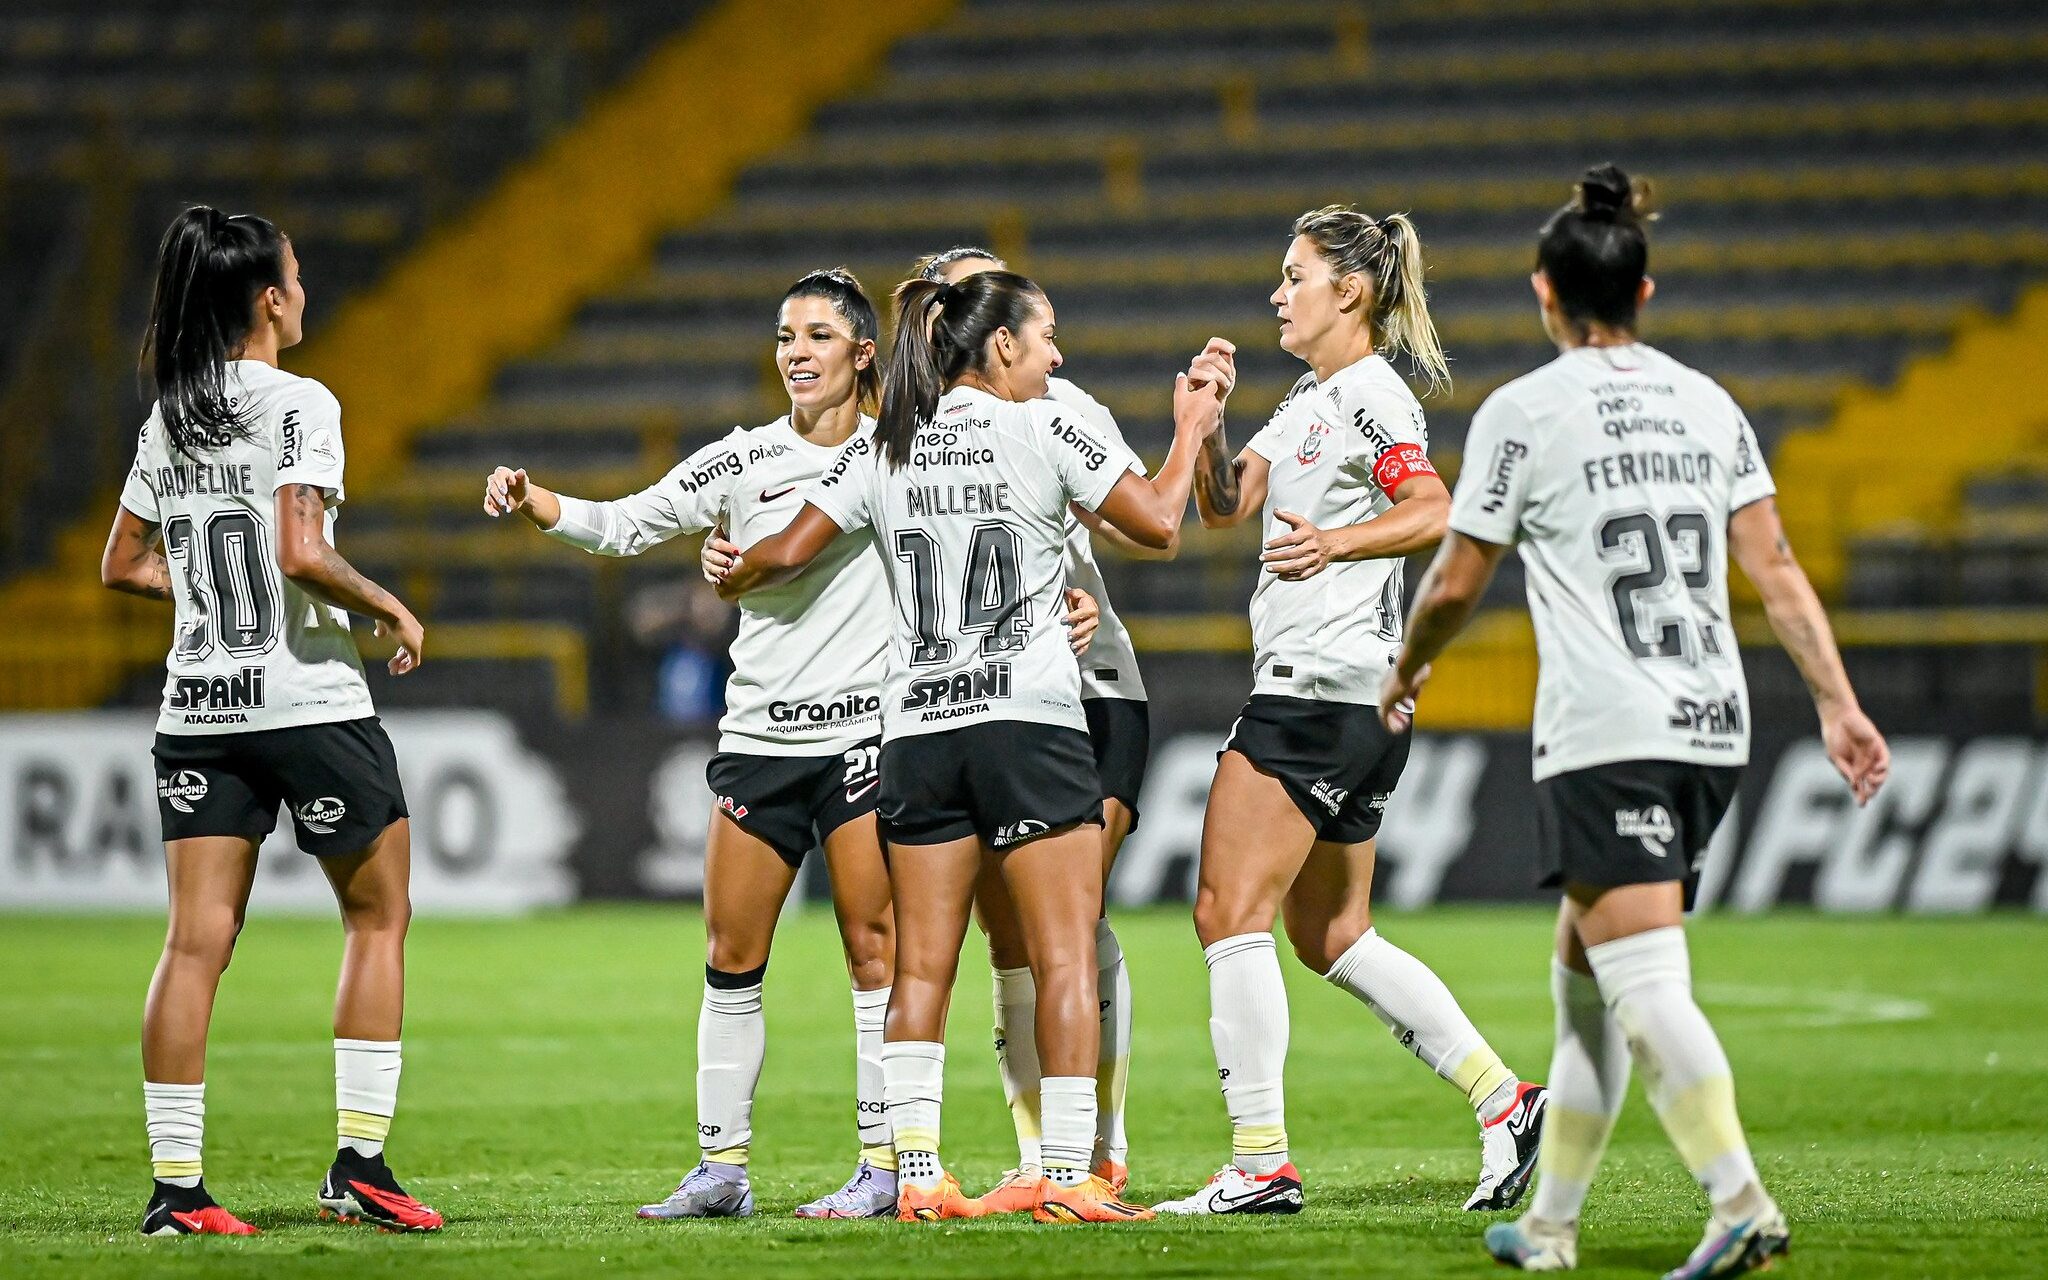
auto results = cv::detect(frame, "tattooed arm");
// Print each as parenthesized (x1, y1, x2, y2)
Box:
(274, 483, 425, 674)
(1193, 426, 1268, 530)
(100, 507, 174, 601)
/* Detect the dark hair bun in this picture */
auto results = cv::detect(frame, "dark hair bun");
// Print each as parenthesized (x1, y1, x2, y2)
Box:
(1574, 164, 1655, 225)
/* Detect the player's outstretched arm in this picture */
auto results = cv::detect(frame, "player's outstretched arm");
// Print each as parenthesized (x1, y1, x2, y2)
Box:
(1378, 530, 1511, 731)
(712, 503, 845, 601)
(275, 483, 424, 675)
(1730, 497, 1888, 804)
(483, 465, 562, 528)
(99, 507, 173, 602)
(1092, 366, 1232, 549)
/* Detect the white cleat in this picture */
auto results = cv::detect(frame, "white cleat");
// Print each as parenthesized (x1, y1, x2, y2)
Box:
(1663, 1204, 1790, 1279)
(1485, 1215, 1579, 1271)
(1153, 1162, 1304, 1216)
(637, 1162, 754, 1219)
(1468, 1083, 1547, 1211)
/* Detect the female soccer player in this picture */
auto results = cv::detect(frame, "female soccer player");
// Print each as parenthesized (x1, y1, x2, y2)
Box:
(485, 270, 907, 1220)
(1386, 165, 1888, 1277)
(101, 206, 437, 1236)
(712, 269, 1221, 1222)
(1155, 206, 1545, 1218)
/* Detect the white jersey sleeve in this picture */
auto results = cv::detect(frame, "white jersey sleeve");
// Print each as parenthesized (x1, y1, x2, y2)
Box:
(546, 431, 739, 556)
(1729, 401, 1777, 512)
(272, 380, 346, 500)
(1045, 377, 1148, 702)
(802, 433, 878, 532)
(121, 415, 163, 522)
(1448, 391, 1539, 546)
(1324, 371, 1436, 500)
(1036, 398, 1133, 512)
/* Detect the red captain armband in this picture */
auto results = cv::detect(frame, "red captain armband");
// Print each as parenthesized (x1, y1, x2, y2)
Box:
(1372, 442, 1437, 493)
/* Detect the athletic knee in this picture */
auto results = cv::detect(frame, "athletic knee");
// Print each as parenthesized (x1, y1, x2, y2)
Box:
(842, 922, 893, 989)
(705, 931, 770, 976)
(164, 910, 242, 974)
(343, 893, 411, 940)
(1290, 914, 1372, 975)
(1193, 885, 1269, 949)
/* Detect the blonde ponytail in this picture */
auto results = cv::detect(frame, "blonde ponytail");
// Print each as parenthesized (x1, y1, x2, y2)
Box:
(1292, 205, 1451, 396)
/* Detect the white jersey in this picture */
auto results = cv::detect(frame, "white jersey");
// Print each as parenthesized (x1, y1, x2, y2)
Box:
(1448, 342, 1777, 781)
(1243, 354, 1438, 706)
(804, 384, 1136, 743)
(119, 361, 375, 735)
(547, 417, 888, 756)
(1046, 376, 1147, 702)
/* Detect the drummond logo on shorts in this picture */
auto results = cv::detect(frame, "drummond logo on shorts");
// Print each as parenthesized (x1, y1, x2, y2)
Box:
(295, 796, 348, 835)
(992, 819, 1049, 848)
(158, 770, 209, 814)
(1309, 779, 1349, 815)
(1615, 805, 1676, 858)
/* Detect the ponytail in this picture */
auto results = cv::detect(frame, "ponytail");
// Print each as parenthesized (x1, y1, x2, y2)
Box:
(1536, 163, 1658, 336)
(1292, 204, 1450, 395)
(877, 270, 1045, 470)
(139, 205, 288, 455)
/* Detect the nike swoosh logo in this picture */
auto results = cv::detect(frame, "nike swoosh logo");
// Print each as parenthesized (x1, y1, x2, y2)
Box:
(845, 780, 879, 803)
(1216, 1181, 1296, 1210)
(760, 486, 797, 503)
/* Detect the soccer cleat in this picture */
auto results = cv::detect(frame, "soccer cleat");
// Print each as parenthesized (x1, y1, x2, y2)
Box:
(1153, 1162, 1305, 1216)
(141, 1180, 259, 1237)
(1485, 1216, 1579, 1271)
(897, 1172, 989, 1222)
(1033, 1173, 1154, 1223)
(973, 1166, 1045, 1215)
(637, 1161, 755, 1219)
(1662, 1206, 1790, 1280)
(794, 1160, 897, 1219)
(1468, 1082, 1548, 1211)
(1093, 1158, 1130, 1196)
(319, 1149, 444, 1232)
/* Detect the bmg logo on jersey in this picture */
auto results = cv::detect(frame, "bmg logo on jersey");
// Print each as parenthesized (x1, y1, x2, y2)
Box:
(295, 796, 348, 835)
(1479, 439, 1529, 514)
(678, 450, 742, 494)
(157, 770, 209, 814)
(1050, 416, 1108, 471)
(1615, 805, 1676, 858)
(168, 667, 267, 713)
(903, 661, 1012, 720)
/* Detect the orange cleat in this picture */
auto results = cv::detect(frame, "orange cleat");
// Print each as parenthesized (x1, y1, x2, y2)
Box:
(141, 1183, 259, 1237)
(1093, 1158, 1130, 1196)
(974, 1167, 1045, 1215)
(1032, 1174, 1154, 1223)
(897, 1172, 990, 1222)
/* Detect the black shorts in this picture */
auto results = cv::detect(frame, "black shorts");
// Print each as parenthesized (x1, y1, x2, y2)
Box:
(1223, 695, 1410, 844)
(152, 717, 408, 856)
(706, 739, 881, 867)
(1535, 759, 1742, 910)
(1083, 697, 1150, 830)
(879, 721, 1102, 850)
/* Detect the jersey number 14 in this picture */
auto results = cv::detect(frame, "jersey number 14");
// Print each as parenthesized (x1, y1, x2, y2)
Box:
(893, 524, 1028, 666)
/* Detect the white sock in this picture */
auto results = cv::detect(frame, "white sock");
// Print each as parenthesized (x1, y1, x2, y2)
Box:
(698, 968, 766, 1166)
(335, 1038, 402, 1158)
(143, 1081, 205, 1186)
(991, 964, 1042, 1169)
(1587, 928, 1766, 1216)
(1531, 960, 1632, 1225)
(1324, 927, 1519, 1120)
(1204, 932, 1290, 1176)
(883, 1040, 947, 1189)
(1040, 1075, 1099, 1188)
(1094, 918, 1132, 1169)
(852, 986, 894, 1171)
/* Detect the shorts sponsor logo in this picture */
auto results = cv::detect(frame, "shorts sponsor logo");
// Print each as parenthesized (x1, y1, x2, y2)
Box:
(717, 794, 750, 821)
(992, 819, 1049, 848)
(1368, 792, 1392, 814)
(1615, 804, 1676, 858)
(1309, 779, 1349, 815)
(903, 662, 1012, 722)
(296, 796, 347, 835)
(158, 770, 209, 814)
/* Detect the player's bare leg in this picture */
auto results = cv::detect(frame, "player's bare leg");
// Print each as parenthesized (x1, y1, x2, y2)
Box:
(641, 811, 796, 1220)
(799, 812, 899, 1218)
(139, 837, 261, 1236)
(1286, 838, 1543, 1212)
(1158, 751, 1313, 1215)
(886, 835, 989, 1221)
(318, 819, 442, 1232)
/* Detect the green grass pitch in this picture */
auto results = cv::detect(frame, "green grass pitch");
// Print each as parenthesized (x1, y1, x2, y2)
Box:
(3, 907, 2043, 1278)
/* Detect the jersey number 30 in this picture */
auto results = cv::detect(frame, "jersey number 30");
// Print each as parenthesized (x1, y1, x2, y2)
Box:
(894, 524, 1029, 666)
(163, 511, 282, 660)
